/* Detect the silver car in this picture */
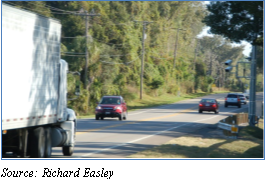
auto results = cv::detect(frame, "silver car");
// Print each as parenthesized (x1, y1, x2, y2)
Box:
(238, 94, 247, 104)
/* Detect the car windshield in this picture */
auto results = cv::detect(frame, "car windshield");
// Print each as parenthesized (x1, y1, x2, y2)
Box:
(100, 97, 121, 104)
(201, 99, 215, 103)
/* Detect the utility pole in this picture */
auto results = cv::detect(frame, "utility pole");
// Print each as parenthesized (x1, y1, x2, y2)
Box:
(193, 46, 197, 71)
(244, 16, 259, 126)
(171, 28, 185, 96)
(134, 20, 153, 99)
(78, 8, 100, 89)
(209, 53, 213, 76)
(172, 28, 185, 71)
(248, 45, 257, 126)
(193, 39, 198, 92)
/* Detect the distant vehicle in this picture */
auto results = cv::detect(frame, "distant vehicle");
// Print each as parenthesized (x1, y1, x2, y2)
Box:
(225, 93, 241, 108)
(95, 96, 128, 120)
(238, 94, 247, 104)
(243, 90, 249, 99)
(198, 98, 219, 114)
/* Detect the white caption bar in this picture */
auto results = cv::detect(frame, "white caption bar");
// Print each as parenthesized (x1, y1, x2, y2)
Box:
(2, 165, 230, 179)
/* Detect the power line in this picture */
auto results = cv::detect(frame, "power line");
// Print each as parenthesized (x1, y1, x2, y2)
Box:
(5, 1, 82, 15)
(61, 36, 139, 47)
(62, 52, 86, 54)
(4, 2, 51, 14)
(26, 1, 79, 14)
(61, 54, 86, 57)
(62, 36, 86, 39)
(100, 57, 139, 65)
(61, 53, 135, 57)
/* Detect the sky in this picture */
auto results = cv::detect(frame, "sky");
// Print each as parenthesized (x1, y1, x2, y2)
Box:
(197, 27, 252, 56)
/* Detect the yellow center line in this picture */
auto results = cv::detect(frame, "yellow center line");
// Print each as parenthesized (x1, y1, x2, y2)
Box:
(76, 106, 198, 135)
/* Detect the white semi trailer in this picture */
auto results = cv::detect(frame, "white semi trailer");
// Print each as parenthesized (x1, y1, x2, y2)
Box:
(2, 4, 78, 158)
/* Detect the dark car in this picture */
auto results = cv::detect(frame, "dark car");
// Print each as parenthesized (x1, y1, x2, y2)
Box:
(95, 96, 128, 120)
(225, 93, 241, 108)
(198, 98, 219, 114)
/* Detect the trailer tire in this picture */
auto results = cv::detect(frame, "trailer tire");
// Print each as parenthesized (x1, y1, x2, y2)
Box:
(62, 146, 73, 156)
(44, 127, 52, 158)
(30, 127, 45, 158)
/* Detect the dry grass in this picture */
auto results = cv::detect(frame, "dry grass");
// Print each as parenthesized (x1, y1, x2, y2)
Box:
(128, 120, 264, 158)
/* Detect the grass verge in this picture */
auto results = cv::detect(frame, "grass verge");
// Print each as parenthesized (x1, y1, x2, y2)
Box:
(127, 119, 264, 158)
(126, 93, 209, 111)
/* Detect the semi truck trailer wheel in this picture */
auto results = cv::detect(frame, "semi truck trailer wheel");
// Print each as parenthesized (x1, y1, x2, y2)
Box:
(44, 127, 52, 158)
(30, 127, 45, 158)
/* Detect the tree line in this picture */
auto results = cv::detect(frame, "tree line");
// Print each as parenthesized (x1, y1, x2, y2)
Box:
(5, 1, 262, 115)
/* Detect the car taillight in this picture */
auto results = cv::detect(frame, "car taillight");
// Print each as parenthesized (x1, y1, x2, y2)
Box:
(237, 98, 240, 102)
(212, 104, 216, 107)
(199, 103, 203, 107)
(225, 97, 227, 101)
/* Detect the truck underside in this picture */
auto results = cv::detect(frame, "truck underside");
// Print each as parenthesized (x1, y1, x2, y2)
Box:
(2, 120, 76, 158)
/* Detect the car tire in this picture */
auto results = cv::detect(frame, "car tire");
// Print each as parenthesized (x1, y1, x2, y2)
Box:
(96, 116, 99, 120)
(199, 110, 202, 113)
(118, 114, 122, 121)
(238, 104, 241, 108)
(123, 111, 127, 120)
(100, 117, 104, 120)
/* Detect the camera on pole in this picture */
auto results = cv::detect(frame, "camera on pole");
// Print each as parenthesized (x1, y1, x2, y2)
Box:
(224, 59, 233, 72)
(225, 66, 233, 72)
(225, 59, 232, 65)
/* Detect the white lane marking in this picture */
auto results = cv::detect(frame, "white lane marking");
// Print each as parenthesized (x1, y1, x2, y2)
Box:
(128, 104, 182, 116)
(128, 109, 155, 115)
(79, 105, 248, 157)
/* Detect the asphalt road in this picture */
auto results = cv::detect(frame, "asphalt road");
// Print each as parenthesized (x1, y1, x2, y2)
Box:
(52, 92, 263, 158)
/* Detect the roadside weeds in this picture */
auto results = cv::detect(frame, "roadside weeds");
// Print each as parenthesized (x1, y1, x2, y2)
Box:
(127, 119, 264, 158)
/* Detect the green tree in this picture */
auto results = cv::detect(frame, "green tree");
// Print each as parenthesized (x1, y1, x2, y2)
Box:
(4, 1, 51, 16)
(6, 1, 252, 115)
(203, 1, 263, 46)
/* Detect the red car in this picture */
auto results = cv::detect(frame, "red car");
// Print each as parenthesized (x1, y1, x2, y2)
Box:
(198, 98, 219, 114)
(95, 96, 128, 120)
